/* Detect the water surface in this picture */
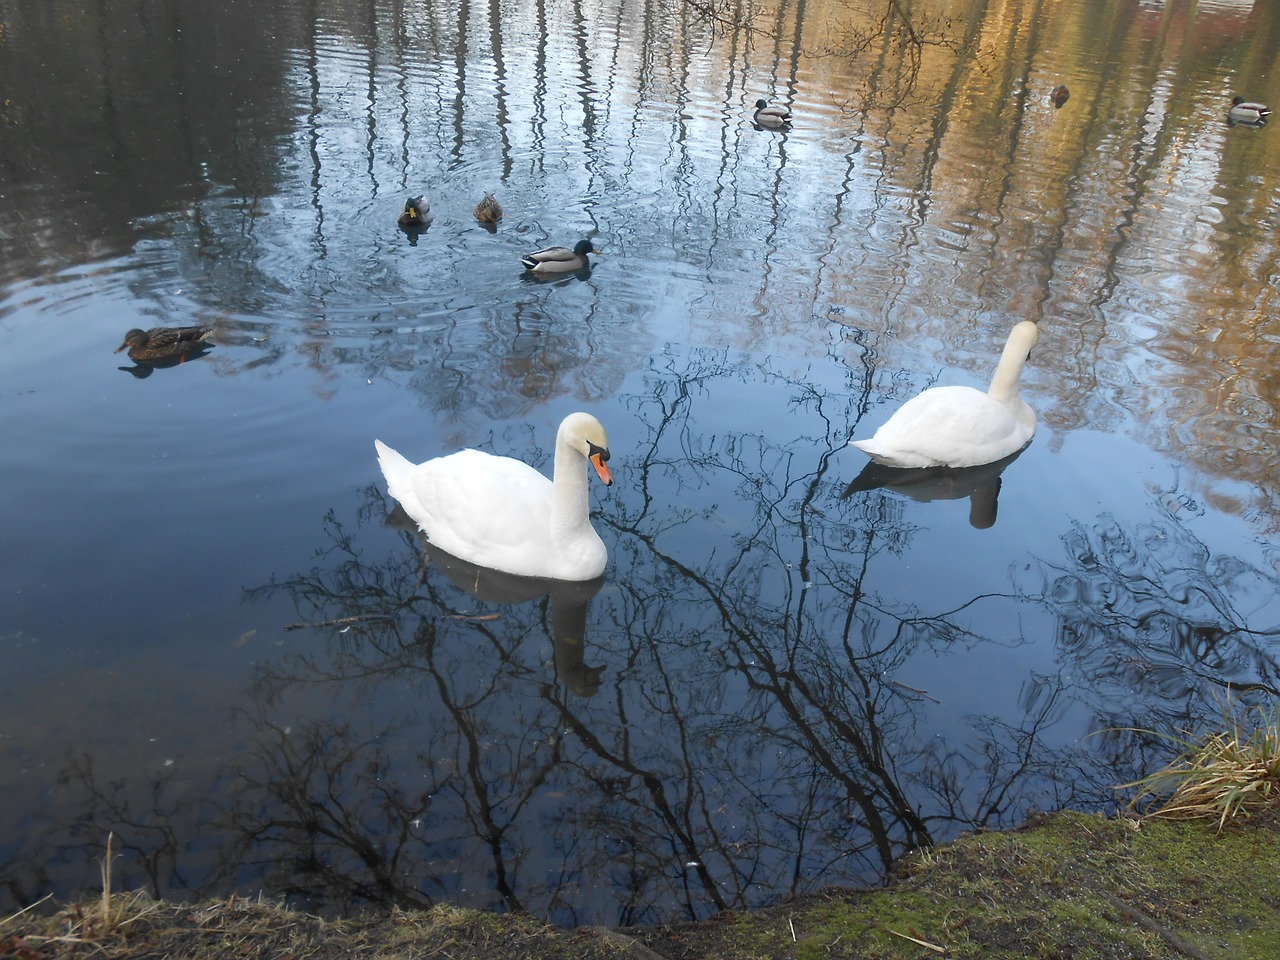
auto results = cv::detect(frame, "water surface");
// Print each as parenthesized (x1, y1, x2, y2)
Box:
(2, 0, 1279, 927)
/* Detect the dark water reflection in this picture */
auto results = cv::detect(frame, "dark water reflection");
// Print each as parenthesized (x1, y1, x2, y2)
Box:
(841, 450, 1026, 529)
(3, 0, 1280, 927)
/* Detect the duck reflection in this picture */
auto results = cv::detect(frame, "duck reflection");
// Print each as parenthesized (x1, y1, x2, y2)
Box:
(518, 264, 594, 285)
(117, 344, 215, 377)
(386, 505, 606, 696)
(840, 449, 1025, 529)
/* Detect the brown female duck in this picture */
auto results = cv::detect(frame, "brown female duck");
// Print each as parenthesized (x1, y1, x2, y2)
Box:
(474, 193, 503, 223)
(116, 325, 213, 362)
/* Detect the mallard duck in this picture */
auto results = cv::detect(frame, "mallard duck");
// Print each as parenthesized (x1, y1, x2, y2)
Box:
(1050, 84, 1070, 108)
(1229, 96, 1271, 124)
(850, 321, 1039, 469)
(375, 412, 614, 581)
(115, 325, 213, 362)
(753, 98, 792, 127)
(397, 195, 431, 228)
(520, 239, 598, 273)
(474, 193, 502, 223)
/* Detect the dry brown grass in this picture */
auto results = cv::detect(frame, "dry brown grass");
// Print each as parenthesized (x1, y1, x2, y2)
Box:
(1122, 701, 1280, 830)
(0, 848, 632, 960)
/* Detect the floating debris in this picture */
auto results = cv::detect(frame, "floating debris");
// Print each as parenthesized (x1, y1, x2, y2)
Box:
(282, 614, 397, 632)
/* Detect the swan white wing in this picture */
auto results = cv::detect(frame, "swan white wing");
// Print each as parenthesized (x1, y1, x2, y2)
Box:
(415, 450, 554, 560)
(377, 443, 557, 572)
(851, 386, 1032, 468)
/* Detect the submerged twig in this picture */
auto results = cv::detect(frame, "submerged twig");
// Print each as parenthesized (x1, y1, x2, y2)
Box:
(889, 679, 943, 704)
(283, 614, 398, 632)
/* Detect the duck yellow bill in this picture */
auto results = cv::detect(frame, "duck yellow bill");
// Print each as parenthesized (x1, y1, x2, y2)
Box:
(591, 452, 613, 486)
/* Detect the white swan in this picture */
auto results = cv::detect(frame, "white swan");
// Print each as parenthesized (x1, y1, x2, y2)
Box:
(375, 412, 614, 581)
(850, 321, 1039, 469)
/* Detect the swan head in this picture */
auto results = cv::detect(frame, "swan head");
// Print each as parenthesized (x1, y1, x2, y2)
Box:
(560, 412, 613, 486)
(1012, 319, 1038, 355)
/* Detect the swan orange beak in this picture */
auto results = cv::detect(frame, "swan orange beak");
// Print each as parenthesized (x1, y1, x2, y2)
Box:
(590, 452, 613, 486)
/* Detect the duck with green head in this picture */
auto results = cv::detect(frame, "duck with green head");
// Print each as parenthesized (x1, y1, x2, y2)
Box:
(398, 195, 431, 228)
(753, 98, 792, 128)
(520, 239, 598, 273)
(1229, 96, 1271, 125)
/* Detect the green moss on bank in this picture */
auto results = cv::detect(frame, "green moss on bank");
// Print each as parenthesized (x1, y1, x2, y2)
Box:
(638, 810, 1280, 959)
(4, 811, 1278, 960)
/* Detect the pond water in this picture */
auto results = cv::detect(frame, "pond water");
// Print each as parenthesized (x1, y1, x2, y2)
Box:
(2, 0, 1279, 928)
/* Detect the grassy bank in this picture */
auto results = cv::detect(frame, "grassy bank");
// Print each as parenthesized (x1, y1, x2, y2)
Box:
(4, 811, 1278, 960)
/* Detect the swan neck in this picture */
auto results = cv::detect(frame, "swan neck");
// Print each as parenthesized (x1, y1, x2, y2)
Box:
(987, 326, 1034, 403)
(550, 434, 591, 531)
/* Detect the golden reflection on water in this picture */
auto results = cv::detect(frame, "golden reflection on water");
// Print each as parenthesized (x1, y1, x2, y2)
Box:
(724, 0, 1280, 528)
(0, 0, 1276, 523)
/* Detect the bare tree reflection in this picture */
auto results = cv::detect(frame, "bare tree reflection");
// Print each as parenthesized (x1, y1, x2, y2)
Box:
(220, 714, 438, 910)
(1029, 480, 1280, 712)
(1, 753, 214, 910)
(219, 348, 1084, 922)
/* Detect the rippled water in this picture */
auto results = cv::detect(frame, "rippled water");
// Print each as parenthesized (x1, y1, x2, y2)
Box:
(1, 0, 1279, 927)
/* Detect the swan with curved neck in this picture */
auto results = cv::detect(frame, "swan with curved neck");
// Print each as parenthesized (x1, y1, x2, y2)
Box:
(375, 412, 613, 581)
(850, 321, 1039, 469)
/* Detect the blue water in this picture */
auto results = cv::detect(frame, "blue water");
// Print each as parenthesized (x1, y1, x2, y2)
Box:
(1, 0, 1278, 927)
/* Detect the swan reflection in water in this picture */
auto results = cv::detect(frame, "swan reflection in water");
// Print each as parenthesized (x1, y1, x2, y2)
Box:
(386, 504, 607, 696)
(840, 449, 1026, 529)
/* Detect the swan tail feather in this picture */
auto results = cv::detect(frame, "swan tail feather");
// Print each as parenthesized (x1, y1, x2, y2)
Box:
(375, 440, 421, 514)
(849, 437, 925, 469)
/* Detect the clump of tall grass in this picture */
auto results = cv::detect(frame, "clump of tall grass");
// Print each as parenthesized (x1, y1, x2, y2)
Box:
(0, 832, 163, 956)
(1122, 701, 1280, 831)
